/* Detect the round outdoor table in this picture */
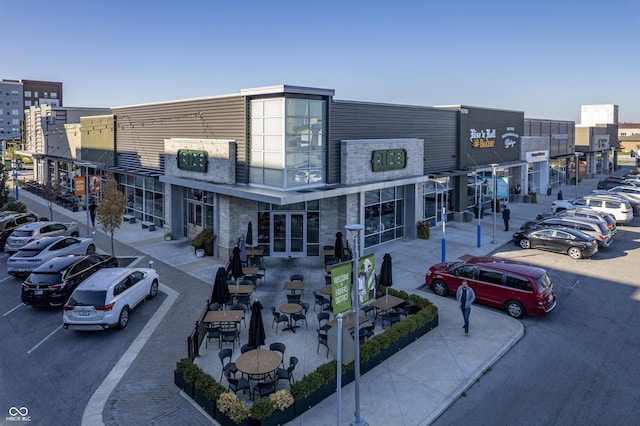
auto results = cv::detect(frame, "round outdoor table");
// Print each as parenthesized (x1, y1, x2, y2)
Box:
(235, 349, 281, 380)
(279, 303, 302, 333)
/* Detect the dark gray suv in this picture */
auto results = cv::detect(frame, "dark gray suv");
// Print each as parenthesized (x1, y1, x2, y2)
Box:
(21, 254, 119, 307)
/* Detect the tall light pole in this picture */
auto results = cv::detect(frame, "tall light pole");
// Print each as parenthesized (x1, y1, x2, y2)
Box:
(574, 152, 582, 198)
(345, 223, 365, 426)
(490, 164, 498, 244)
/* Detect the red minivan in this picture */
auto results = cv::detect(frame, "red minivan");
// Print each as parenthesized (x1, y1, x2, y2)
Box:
(425, 256, 556, 319)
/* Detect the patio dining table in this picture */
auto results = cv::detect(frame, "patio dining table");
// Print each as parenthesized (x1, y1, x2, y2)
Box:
(235, 349, 281, 380)
(327, 312, 368, 330)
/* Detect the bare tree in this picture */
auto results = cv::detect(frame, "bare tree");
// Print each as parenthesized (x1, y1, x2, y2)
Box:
(96, 175, 127, 256)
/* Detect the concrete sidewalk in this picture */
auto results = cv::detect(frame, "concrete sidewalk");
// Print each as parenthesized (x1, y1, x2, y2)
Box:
(15, 160, 635, 425)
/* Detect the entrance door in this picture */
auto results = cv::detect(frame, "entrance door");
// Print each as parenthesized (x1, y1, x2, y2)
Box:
(271, 212, 305, 258)
(186, 200, 204, 240)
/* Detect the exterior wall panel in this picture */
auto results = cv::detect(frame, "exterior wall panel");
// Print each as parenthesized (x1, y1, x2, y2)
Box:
(112, 96, 247, 179)
(330, 101, 458, 183)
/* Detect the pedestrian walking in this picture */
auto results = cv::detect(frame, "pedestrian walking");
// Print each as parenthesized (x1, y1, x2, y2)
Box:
(456, 280, 475, 335)
(502, 205, 510, 231)
(557, 190, 563, 200)
(89, 199, 97, 228)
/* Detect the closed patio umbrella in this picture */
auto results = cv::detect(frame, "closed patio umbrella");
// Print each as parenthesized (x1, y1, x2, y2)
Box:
(239, 235, 247, 264)
(248, 300, 266, 349)
(246, 222, 253, 247)
(334, 231, 345, 262)
(211, 267, 231, 306)
(229, 245, 244, 280)
(379, 252, 393, 288)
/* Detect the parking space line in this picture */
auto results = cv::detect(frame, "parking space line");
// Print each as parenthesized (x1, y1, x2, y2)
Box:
(0, 276, 14, 283)
(3, 303, 24, 316)
(27, 325, 63, 354)
(82, 283, 178, 426)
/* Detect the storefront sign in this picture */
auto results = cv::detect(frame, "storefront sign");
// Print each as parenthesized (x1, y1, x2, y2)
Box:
(73, 176, 85, 196)
(177, 149, 208, 172)
(470, 128, 496, 148)
(371, 149, 407, 171)
(331, 261, 352, 315)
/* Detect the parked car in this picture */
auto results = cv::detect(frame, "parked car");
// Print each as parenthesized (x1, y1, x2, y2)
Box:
(21, 254, 119, 307)
(512, 227, 598, 259)
(5, 221, 80, 254)
(520, 216, 612, 247)
(591, 190, 640, 213)
(7, 236, 96, 277)
(425, 256, 556, 319)
(551, 195, 633, 224)
(607, 186, 640, 202)
(63, 267, 159, 330)
(0, 211, 47, 251)
(552, 208, 617, 236)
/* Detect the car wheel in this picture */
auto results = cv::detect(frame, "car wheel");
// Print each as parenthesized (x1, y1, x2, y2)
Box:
(117, 307, 129, 329)
(86, 244, 96, 254)
(432, 279, 449, 297)
(519, 239, 531, 249)
(568, 247, 582, 259)
(71, 232, 79, 237)
(505, 301, 525, 319)
(149, 279, 158, 298)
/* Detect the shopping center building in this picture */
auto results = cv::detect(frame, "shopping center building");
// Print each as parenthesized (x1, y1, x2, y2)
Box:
(23, 85, 597, 260)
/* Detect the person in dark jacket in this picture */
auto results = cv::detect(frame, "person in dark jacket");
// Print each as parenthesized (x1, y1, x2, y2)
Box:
(502, 205, 511, 231)
(557, 190, 563, 200)
(456, 281, 476, 335)
(89, 199, 97, 228)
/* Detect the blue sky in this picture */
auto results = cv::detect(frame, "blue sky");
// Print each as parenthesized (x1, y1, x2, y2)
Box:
(4, 0, 638, 122)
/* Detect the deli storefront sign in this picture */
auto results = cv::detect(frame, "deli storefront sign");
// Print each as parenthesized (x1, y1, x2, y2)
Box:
(371, 149, 407, 172)
(178, 149, 208, 172)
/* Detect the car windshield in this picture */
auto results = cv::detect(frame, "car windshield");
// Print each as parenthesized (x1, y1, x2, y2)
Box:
(68, 290, 107, 307)
(535, 274, 552, 292)
(446, 261, 465, 271)
(26, 272, 63, 285)
(12, 230, 34, 237)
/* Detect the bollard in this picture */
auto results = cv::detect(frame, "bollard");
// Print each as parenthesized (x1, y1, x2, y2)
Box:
(91, 231, 96, 240)
(149, 260, 154, 269)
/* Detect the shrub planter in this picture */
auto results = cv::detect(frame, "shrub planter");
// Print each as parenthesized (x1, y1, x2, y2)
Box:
(194, 388, 216, 419)
(254, 405, 295, 426)
(294, 387, 325, 417)
(216, 409, 251, 426)
(174, 370, 194, 398)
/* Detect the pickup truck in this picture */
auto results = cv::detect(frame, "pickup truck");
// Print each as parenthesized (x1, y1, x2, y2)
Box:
(5, 221, 80, 254)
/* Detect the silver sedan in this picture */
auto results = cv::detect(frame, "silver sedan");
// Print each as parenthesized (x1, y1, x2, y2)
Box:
(7, 236, 96, 277)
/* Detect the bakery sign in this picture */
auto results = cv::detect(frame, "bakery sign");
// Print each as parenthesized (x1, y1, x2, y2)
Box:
(177, 149, 208, 172)
(470, 128, 496, 148)
(371, 149, 407, 172)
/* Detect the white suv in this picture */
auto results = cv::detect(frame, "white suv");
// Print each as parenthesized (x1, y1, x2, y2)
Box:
(551, 195, 633, 224)
(63, 267, 159, 330)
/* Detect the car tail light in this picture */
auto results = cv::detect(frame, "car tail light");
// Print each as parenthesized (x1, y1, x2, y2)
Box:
(50, 280, 68, 291)
(95, 302, 115, 311)
(28, 237, 36, 243)
(21, 283, 28, 289)
(63, 305, 74, 311)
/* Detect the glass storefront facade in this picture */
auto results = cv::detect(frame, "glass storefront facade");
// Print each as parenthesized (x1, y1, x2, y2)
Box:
(117, 174, 164, 227)
(364, 187, 405, 249)
(257, 201, 320, 257)
(249, 98, 326, 189)
(424, 178, 454, 227)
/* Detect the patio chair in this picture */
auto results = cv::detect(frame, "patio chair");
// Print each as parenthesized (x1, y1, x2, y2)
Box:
(292, 302, 309, 329)
(204, 325, 220, 349)
(250, 379, 278, 401)
(236, 294, 251, 307)
(286, 293, 301, 304)
(317, 312, 331, 333)
(317, 329, 329, 357)
(220, 326, 239, 349)
(240, 343, 255, 354)
(249, 259, 266, 285)
(361, 303, 375, 319)
(270, 307, 289, 333)
(231, 303, 247, 328)
(359, 327, 369, 345)
(225, 371, 249, 395)
(276, 356, 298, 385)
(290, 274, 304, 282)
(314, 291, 330, 312)
(208, 302, 222, 311)
(218, 348, 238, 382)
(269, 342, 286, 368)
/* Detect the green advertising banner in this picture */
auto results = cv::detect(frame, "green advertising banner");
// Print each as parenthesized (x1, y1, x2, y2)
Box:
(331, 261, 352, 315)
(358, 254, 376, 306)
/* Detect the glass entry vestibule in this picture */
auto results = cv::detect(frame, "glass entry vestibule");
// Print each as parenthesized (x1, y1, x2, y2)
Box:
(257, 201, 320, 258)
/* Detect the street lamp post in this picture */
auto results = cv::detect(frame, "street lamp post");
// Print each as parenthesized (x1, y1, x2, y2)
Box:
(574, 152, 582, 198)
(490, 164, 498, 244)
(345, 223, 366, 426)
